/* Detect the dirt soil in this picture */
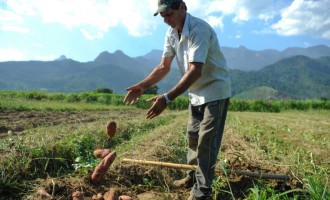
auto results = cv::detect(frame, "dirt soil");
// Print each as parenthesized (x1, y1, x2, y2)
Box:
(0, 110, 303, 200)
(0, 110, 102, 137)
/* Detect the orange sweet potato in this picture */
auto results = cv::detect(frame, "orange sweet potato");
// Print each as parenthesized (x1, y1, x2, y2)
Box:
(103, 187, 117, 200)
(93, 148, 111, 159)
(91, 151, 117, 183)
(106, 121, 117, 140)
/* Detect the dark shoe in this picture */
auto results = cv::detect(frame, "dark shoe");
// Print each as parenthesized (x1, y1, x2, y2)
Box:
(187, 195, 212, 200)
(173, 176, 194, 188)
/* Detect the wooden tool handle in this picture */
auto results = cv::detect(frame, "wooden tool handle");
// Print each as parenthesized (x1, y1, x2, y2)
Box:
(121, 158, 290, 180)
(122, 158, 197, 170)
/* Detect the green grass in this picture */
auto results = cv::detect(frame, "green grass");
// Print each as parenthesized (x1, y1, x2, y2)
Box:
(0, 95, 132, 111)
(0, 92, 329, 199)
(1, 90, 329, 112)
(223, 111, 330, 200)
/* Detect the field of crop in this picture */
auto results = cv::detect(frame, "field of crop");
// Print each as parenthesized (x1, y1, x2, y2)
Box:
(0, 91, 329, 200)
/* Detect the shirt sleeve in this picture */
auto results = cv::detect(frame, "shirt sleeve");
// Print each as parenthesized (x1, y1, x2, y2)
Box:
(188, 28, 211, 63)
(163, 29, 175, 57)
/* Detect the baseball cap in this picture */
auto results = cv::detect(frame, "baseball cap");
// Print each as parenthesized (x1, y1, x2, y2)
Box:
(154, 0, 183, 16)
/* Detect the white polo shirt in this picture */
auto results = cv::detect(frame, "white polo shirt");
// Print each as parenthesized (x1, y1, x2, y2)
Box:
(163, 13, 231, 106)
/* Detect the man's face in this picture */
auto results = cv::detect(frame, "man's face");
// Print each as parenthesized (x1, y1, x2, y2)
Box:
(160, 7, 184, 29)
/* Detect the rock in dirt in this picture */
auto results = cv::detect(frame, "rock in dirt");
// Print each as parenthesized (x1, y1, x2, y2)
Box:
(36, 189, 52, 199)
(92, 193, 104, 200)
(91, 151, 117, 183)
(137, 192, 158, 200)
(118, 195, 132, 200)
(72, 191, 84, 200)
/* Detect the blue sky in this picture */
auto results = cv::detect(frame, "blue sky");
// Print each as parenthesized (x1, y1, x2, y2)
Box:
(0, 0, 330, 62)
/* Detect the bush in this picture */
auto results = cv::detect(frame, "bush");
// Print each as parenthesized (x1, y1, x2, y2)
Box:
(168, 96, 189, 110)
(48, 93, 66, 101)
(65, 94, 80, 103)
(251, 100, 280, 112)
(25, 92, 47, 100)
(79, 93, 98, 103)
(94, 88, 113, 94)
(229, 99, 250, 111)
(144, 85, 158, 94)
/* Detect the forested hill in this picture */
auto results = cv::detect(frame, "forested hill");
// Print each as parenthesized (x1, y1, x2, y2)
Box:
(0, 50, 329, 100)
(231, 55, 330, 100)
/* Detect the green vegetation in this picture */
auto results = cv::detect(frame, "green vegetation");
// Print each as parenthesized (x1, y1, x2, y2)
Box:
(94, 87, 114, 94)
(224, 111, 329, 200)
(0, 91, 329, 199)
(231, 55, 330, 100)
(0, 91, 329, 112)
(1, 53, 329, 99)
(144, 85, 159, 94)
(234, 86, 281, 100)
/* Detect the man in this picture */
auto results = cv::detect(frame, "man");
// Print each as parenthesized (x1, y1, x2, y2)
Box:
(124, 0, 231, 199)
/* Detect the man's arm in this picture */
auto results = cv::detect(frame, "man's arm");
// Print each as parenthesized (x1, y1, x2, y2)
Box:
(124, 56, 174, 105)
(145, 62, 202, 119)
(166, 62, 203, 101)
(138, 56, 174, 90)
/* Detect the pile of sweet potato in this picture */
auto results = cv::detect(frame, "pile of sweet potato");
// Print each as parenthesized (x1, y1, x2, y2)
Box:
(36, 121, 132, 200)
(72, 188, 132, 200)
(88, 121, 132, 200)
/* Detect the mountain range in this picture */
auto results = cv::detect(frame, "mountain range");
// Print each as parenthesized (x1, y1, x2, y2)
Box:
(0, 45, 329, 100)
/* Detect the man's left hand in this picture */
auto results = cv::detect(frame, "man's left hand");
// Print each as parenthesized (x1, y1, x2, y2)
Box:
(146, 95, 167, 119)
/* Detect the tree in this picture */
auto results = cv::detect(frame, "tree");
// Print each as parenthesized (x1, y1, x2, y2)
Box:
(94, 87, 113, 94)
(144, 85, 158, 94)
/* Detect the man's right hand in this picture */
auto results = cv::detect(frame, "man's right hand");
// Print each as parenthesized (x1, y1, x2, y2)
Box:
(124, 84, 144, 105)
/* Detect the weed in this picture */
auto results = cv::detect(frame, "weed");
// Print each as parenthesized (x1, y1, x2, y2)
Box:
(212, 175, 227, 199)
(303, 176, 330, 200)
(71, 132, 99, 174)
(247, 183, 302, 200)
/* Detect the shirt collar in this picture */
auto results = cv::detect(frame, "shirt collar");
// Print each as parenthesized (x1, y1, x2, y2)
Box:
(168, 12, 191, 37)
(181, 12, 190, 37)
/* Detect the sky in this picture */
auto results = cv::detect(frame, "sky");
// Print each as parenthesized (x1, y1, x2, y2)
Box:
(0, 0, 330, 62)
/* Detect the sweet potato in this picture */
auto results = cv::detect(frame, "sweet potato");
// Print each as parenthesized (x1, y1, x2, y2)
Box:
(103, 187, 117, 200)
(36, 189, 52, 199)
(72, 191, 84, 200)
(91, 151, 117, 183)
(93, 148, 111, 159)
(106, 121, 117, 140)
(119, 195, 132, 200)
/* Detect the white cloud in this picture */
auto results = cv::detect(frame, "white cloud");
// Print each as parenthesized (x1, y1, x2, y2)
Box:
(206, 16, 224, 31)
(1, 24, 29, 33)
(80, 28, 104, 41)
(271, 0, 330, 39)
(34, 54, 57, 61)
(1, 0, 329, 41)
(202, 0, 285, 23)
(0, 8, 29, 33)
(233, 7, 250, 23)
(0, 48, 26, 61)
(0, 47, 56, 61)
(1, 0, 157, 39)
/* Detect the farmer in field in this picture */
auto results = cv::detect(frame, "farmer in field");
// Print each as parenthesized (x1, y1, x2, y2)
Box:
(124, 0, 231, 199)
